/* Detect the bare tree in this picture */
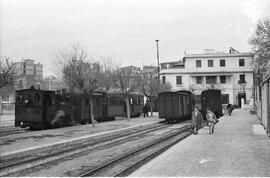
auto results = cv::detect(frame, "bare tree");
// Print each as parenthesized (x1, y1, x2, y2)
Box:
(115, 67, 141, 121)
(249, 17, 270, 72)
(0, 57, 15, 89)
(55, 43, 99, 127)
(99, 56, 118, 91)
(140, 77, 171, 116)
(0, 57, 16, 115)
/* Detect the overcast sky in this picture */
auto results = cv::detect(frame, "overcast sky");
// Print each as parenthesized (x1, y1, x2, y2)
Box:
(1, 0, 270, 76)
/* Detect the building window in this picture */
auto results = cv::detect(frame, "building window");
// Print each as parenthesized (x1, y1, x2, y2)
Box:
(161, 64, 166, 69)
(220, 59, 225, 67)
(176, 76, 182, 85)
(220, 76, 226, 84)
(196, 60, 201, 68)
(221, 94, 229, 104)
(239, 74, 246, 83)
(208, 60, 214, 67)
(206, 76, 216, 84)
(162, 76, 166, 85)
(18, 80, 23, 89)
(239, 59, 245, 66)
(196, 76, 202, 84)
(36, 82, 41, 89)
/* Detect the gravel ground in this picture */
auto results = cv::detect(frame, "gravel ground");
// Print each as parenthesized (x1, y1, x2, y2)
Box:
(7, 123, 189, 177)
(0, 115, 161, 155)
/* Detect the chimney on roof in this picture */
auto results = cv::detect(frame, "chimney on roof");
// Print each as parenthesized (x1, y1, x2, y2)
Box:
(229, 47, 240, 54)
(204, 49, 215, 54)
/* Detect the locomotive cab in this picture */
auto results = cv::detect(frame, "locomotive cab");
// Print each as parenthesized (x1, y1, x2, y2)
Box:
(15, 88, 74, 129)
(15, 89, 55, 129)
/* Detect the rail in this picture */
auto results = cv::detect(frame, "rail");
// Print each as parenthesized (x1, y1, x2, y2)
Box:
(79, 125, 192, 177)
(0, 122, 170, 176)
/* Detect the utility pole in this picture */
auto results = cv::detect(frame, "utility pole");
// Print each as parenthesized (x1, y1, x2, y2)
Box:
(155, 39, 160, 85)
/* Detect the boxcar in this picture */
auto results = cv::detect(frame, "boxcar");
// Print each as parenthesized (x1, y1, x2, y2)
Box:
(201, 89, 223, 118)
(158, 90, 195, 123)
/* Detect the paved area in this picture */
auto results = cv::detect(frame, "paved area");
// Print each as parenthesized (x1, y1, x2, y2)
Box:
(0, 113, 161, 156)
(130, 109, 270, 177)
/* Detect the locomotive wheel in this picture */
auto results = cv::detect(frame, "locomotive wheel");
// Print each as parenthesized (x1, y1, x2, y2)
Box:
(80, 120, 88, 125)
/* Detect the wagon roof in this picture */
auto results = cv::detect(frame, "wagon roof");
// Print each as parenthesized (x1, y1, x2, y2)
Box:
(129, 92, 144, 96)
(201, 89, 221, 94)
(159, 90, 194, 95)
(94, 91, 143, 96)
(16, 89, 55, 93)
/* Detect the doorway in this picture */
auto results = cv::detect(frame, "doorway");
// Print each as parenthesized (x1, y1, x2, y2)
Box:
(238, 92, 246, 108)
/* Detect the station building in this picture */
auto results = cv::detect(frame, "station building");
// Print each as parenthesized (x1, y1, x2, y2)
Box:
(160, 47, 254, 107)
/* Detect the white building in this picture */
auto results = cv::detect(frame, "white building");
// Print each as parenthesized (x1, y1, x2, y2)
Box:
(160, 48, 254, 107)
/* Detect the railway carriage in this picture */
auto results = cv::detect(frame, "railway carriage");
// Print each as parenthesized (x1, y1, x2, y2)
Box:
(129, 92, 144, 117)
(103, 91, 126, 119)
(99, 91, 144, 118)
(67, 93, 106, 124)
(200, 89, 223, 119)
(158, 90, 195, 123)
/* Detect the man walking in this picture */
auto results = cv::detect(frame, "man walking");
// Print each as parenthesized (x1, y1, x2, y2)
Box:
(227, 103, 233, 116)
(143, 104, 149, 117)
(191, 107, 202, 135)
(206, 108, 218, 134)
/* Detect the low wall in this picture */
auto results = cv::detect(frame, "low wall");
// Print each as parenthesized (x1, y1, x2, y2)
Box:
(255, 100, 262, 119)
(0, 104, 15, 115)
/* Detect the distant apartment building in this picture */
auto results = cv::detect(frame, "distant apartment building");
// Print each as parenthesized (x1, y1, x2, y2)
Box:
(120, 65, 141, 75)
(141, 65, 158, 79)
(160, 48, 254, 107)
(15, 59, 43, 78)
(14, 59, 45, 90)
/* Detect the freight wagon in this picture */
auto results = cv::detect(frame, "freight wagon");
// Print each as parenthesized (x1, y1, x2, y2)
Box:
(201, 89, 223, 118)
(158, 90, 195, 123)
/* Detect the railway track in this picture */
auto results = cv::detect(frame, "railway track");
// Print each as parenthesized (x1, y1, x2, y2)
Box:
(79, 125, 192, 177)
(0, 126, 28, 137)
(0, 122, 173, 177)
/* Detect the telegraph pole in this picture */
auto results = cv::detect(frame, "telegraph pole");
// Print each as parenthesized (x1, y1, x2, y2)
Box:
(155, 39, 160, 85)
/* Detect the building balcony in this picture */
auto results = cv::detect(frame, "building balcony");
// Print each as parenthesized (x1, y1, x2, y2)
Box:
(189, 83, 228, 91)
(238, 80, 247, 84)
